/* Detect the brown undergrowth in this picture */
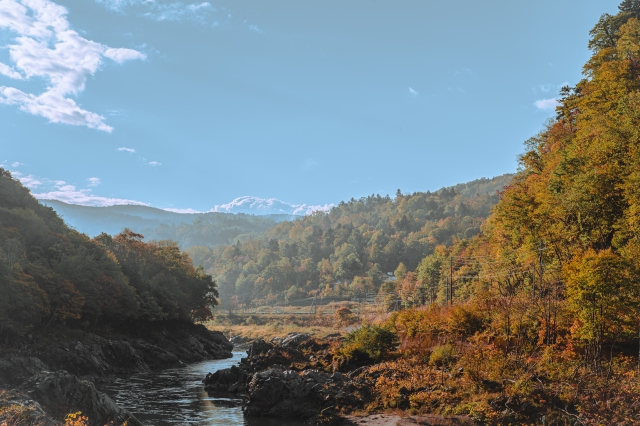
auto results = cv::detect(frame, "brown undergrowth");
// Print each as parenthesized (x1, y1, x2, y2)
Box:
(359, 305, 640, 425)
(204, 311, 359, 341)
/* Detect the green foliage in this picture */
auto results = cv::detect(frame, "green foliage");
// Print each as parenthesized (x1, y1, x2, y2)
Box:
(0, 169, 219, 336)
(428, 344, 455, 367)
(199, 175, 512, 307)
(339, 325, 399, 363)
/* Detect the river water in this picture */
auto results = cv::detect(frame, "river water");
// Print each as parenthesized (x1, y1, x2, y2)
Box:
(102, 351, 305, 426)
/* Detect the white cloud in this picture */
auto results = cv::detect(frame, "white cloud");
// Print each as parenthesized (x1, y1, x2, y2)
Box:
(409, 87, 418, 96)
(11, 171, 42, 189)
(117, 147, 136, 153)
(0, 0, 146, 132)
(104, 47, 146, 63)
(26, 176, 146, 206)
(0, 63, 22, 80)
(534, 98, 560, 110)
(11, 161, 22, 167)
(248, 24, 262, 33)
(148, 161, 161, 166)
(87, 177, 100, 186)
(212, 196, 334, 216)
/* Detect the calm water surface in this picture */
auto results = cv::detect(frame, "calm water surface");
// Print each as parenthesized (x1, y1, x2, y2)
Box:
(102, 351, 305, 426)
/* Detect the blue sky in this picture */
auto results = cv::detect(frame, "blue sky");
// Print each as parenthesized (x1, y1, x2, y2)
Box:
(0, 0, 621, 213)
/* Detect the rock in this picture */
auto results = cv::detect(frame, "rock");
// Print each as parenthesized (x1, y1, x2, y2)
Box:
(246, 339, 274, 358)
(204, 364, 248, 396)
(0, 356, 49, 387)
(281, 333, 312, 348)
(22, 370, 142, 426)
(243, 368, 323, 419)
(0, 389, 59, 426)
(229, 335, 253, 348)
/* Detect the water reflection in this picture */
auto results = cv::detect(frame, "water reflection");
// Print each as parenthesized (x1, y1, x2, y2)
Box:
(102, 351, 306, 426)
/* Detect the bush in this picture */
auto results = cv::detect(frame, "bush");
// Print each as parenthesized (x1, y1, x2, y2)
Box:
(335, 306, 356, 325)
(339, 325, 399, 363)
(429, 344, 455, 368)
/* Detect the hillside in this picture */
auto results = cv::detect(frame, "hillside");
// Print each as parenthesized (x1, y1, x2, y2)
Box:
(193, 174, 513, 306)
(41, 200, 297, 247)
(0, 169, 222, 335)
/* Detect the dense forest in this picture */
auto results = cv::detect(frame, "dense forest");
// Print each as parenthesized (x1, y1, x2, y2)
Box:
(190, 175, 512, 306)
(0, 169, 218, 337)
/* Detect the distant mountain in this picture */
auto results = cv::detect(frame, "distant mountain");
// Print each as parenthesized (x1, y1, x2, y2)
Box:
(212, 196, 334, 215)
(41, 200, 297, 246)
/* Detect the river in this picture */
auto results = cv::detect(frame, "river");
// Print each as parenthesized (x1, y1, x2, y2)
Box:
(102, 351, 305, 426)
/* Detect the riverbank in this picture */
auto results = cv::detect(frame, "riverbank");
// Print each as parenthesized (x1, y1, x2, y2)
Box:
(0, 321, 232, 426)
(203, 332, 481, 425)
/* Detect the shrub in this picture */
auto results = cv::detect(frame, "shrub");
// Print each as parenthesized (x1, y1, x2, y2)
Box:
(429, 344, 455, 368)
(339, 325, 399, 363)
(335, 306, 356, 325)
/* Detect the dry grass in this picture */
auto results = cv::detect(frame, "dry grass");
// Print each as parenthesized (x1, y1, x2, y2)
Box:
(203, 312, 350, 341)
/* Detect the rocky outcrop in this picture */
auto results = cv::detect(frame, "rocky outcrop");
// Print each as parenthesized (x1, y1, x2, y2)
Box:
(22, 371, 142, 426)
(37, 323, 233, 380)
(0, 389, 59, 426)
(204, 333, 373, 423)
(0, 321, 233, 425)
(0, 356, 49, 388)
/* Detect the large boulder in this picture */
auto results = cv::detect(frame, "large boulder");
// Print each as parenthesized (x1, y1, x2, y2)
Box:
(0, 356, 49, 387)
(204, 364, 248, 395)
(22, 370, 142, 426)
(243, 368, 329, 419)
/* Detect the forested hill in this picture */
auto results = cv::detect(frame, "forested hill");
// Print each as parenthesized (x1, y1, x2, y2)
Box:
(190, 174, 513, 305)
(42, 200, 296, 246)
(0, 169, 218, 336)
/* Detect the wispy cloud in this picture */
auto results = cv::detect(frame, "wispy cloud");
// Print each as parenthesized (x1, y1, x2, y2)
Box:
(11, 161, 22, 168)
(534, 98, 560, 110)
(409, 87, 419, 96)
(0, 0, 146, 132)
(0, 63, 23, 80)
(300, 158, 319, 171)
(454, 68, 473, 76)
(94, 0, 261, 31)
(96, 0, 217, 23)
(87, 177, 101, 187)
(117, 147, 162, 167)
(11, 171, 42, 189)
(143, 2, 215, 22)
(11, 170, 146, 206)
(534, 82, 569, 94)
(448, 87, 466, 94)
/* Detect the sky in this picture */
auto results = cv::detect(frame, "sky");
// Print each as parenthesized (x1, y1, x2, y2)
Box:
(0, 0, 622, 214)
